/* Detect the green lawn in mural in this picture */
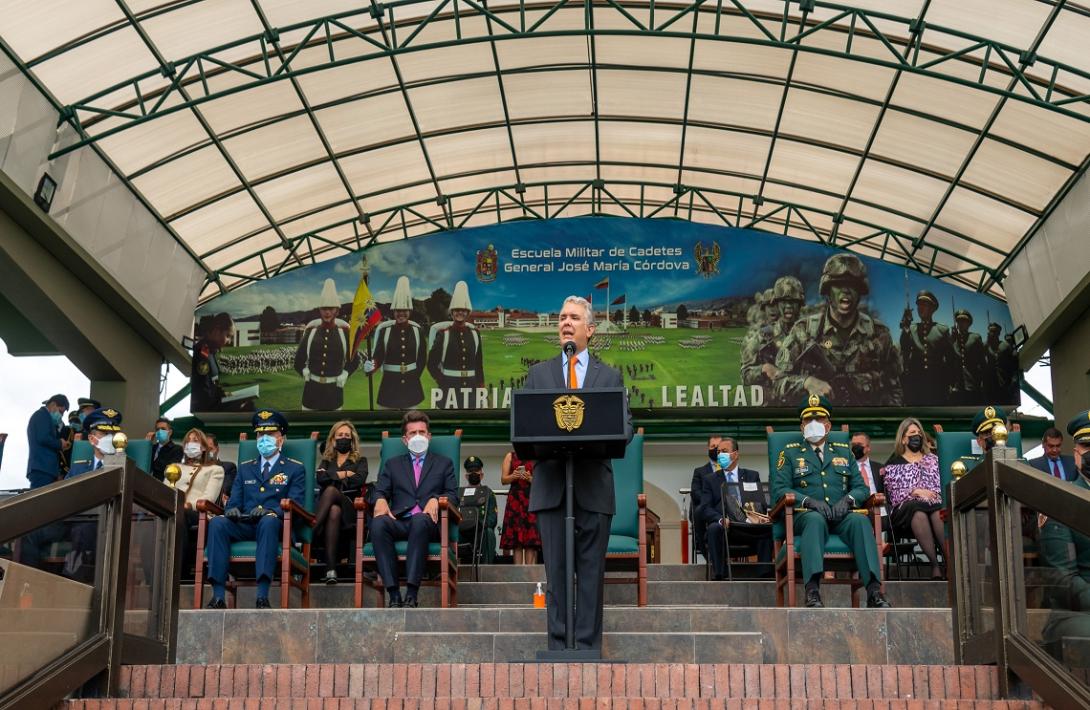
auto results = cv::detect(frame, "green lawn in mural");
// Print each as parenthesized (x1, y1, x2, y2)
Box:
(215, 326, 747, 411)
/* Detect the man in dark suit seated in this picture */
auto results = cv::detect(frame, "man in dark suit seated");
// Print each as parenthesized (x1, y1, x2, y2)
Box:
(689, 435, 722, 559)
(205, 409, 306, 609)
(525, 295, 632, 651)
(370, 410, 458, 608)
(699, 436, 772, 579)
(1029, 427, 1078, 482)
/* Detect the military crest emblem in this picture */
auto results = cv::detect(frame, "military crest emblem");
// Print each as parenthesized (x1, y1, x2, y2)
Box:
(476, 243, 498, 283)
(103, 408, 118, 418)
(258, 410, 274, 420)
(984, 406, 996, 419)
(808, 394, 820, 408)
(693, 241, 720, 278)
(553, 394, 585, 432)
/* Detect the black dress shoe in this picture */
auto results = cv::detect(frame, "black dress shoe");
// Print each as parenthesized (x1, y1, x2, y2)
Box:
(206, 598, 227, 609)
(804, 588, 824, 608)
(866, 589, 892, 608)
(403, 596, 419, 608)
(255, 597, 272, 609)
(387, 596, 404, 608)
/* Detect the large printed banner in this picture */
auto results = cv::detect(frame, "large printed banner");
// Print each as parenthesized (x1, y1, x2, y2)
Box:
(192, 217, 1018, 413)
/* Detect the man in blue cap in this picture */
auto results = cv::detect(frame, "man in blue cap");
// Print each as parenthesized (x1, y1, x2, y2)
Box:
(205, 409, 306, 609)
(63, 407, 124, 580)
(26, 394, 70, 489)
(772, 394, 889, 608)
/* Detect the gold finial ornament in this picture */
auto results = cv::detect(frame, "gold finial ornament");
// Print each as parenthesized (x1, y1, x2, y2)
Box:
(951, 460, 967, 479)
(112, 431, 128, 452)
(992, 423, 1009, 447)
(164, 463, 182, 488)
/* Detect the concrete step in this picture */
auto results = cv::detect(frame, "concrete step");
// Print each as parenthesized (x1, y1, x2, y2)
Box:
(61, 699, 1047, 709)
(177, 606, 955, 665)
(184, 579, 949, 610)
(102, 663, 1039, 703)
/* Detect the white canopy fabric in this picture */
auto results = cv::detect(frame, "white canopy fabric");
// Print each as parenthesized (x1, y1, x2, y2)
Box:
(2, 0, 1088, 303)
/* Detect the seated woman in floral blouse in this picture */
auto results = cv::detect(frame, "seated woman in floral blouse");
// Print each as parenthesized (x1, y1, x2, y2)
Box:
(882, 417, 946, 580)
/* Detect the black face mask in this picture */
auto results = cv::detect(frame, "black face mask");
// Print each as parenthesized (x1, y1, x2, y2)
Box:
(334, 438, 353, 454)
(983, 436, 996, 452)
(906, 435, 923, 453)
(708, 448, 718, 462)
(851, 444, 866, 461)
(466, 473, 482, 485)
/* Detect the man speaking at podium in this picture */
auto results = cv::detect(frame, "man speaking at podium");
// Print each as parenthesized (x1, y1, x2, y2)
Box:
(525, 295, 632, 651)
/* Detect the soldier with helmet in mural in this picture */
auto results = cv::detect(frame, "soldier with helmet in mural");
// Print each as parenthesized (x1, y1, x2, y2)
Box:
(294, 278, 360, 411)
(899, 290, 955, 406)
(774, 253, 902, 406)
(366, 276, 428, 409)
(741, 276, 805, 402)
(950, 309, 986, 405)
(428, 281, 485, 409)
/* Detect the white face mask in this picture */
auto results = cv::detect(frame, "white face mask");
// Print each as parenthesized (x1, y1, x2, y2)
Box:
(94, 434, 116, 455)
(407, 434, 429, 455)
(803, 420, 827, 444)
(183, 442, 203, 459)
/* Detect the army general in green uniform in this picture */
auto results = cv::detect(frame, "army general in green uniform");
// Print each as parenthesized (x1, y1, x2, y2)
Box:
(774, 254, 902, 406)
(772, 394, 890, 608)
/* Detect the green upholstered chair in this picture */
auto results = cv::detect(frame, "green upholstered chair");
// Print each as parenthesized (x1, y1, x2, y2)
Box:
(193, 432, 318, 609)
(605, 429, 649, 607)
(71, 439, 153, 476)
(355, 430, 462, 608)
(934, 425, 1023, 501)
(766, 426, 885, 607)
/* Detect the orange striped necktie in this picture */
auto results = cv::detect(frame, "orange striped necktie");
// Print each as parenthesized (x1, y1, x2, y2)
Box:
(568, 356, 578, 389)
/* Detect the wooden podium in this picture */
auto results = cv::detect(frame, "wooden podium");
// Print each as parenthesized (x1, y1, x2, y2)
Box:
(510, 387, 629, 661)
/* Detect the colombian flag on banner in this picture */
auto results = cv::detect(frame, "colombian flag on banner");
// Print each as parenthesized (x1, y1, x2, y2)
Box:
(611, 293, 626, 305)
(594, 277, 609, 289)
(348, 275, 383, 359)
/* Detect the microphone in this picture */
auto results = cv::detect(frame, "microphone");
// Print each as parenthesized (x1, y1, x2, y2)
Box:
(562, 341, 576, 357)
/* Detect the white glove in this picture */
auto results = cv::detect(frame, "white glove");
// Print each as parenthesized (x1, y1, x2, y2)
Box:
(302, 367, 311, 381)
(336, 370, 348, 388)
(363, 359, 376, 374)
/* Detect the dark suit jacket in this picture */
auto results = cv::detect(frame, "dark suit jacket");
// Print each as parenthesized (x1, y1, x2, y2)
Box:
(374, 452, 458, 519)
(525, 352, 632, 515)
(151, 441, 183, 482)
(690, 462, 714, 520)
(26, 406, 62, 476)
(697, 467, 765, 525)
(1029, 455, 1079, 482)
(219, 461, 238, 503)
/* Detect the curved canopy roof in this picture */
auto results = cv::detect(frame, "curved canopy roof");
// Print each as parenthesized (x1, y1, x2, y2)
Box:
(3, 0, 1089, 304)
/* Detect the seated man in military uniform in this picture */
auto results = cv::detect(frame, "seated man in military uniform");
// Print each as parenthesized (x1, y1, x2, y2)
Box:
(1038, 410, 1090, 663)
(205, 409, 306, 609)
(772, 395, 890, 608)
(956, 405, 1009, 470)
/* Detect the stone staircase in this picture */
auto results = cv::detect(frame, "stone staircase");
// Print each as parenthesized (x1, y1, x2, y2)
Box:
(55, 564, 1046, 707)
(59, 663, 1043, 708)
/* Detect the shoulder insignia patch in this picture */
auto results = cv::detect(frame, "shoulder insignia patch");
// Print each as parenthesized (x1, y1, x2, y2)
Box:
(286, 457, 303, 465)
(784, 442, 801, 449)
(777, 451, 786, 469)
(241, 458, 257, 465)
(831, 441, 849, 448)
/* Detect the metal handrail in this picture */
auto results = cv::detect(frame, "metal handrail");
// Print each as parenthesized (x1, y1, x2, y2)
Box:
(0, 458, 182, 710)
(949, 446, 1090, 709)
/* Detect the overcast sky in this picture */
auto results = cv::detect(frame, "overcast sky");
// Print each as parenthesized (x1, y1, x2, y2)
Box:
(0, 339, 1056, 490)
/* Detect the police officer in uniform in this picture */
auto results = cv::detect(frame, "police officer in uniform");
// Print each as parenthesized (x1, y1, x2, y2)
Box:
(741, 276, 804, 399)
(900, 291, 955, 406)
(951, 309, 986, 405)
(295, 278, 359, 411)
(427, 281, 484, 409)
(772, 394, 890, 608)
(1037, 410, 1090, 662)
(192, 313, 235, 411)
(366, 276, 427, 409)
(774, 254, 902, 406)
(205, 409, 306, 609)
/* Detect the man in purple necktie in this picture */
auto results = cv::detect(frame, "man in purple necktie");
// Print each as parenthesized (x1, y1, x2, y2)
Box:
(1029, 427, 1076, 482)
(371, 410, 459, 608)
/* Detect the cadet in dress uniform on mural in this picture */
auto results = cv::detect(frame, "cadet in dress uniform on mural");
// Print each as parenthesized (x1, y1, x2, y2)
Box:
(984, 322, 1020, 403)
(366, 276, 428, 410)
(950, 309, 986, 405)
(899, 290, 955, 406)
(192, 313, 238, 411)
(774, 253, 902, 406)
(427, 280, 485, 409)
(294, 278, 360, 411)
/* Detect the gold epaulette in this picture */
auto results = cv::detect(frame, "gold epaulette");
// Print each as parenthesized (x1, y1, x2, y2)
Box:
(830, 441, 850, 448)
(784, 442, 801, 449)
(241, 458, 257, 465)
(286, 458, 303, 465)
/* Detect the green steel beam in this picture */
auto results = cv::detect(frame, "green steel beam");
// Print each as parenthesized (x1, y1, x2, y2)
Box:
(50, 2, 1090, 161)
(197, 177, 1001, 303)
(1020, 377, 1054, 416)
(159, 382, 192, 416)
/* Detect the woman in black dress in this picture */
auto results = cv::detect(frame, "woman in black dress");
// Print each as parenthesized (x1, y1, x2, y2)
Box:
(500, 450, 540, 564)
(315, 420, 369, 584)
